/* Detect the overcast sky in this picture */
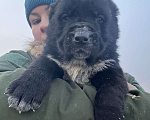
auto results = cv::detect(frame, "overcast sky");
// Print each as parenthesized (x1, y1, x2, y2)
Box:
(0, 0, 150, 92)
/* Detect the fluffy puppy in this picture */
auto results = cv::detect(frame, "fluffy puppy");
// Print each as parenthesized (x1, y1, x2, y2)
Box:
(5, 0, 128, 119)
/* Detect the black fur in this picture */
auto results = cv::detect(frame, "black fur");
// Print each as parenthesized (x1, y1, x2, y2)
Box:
(5, 0, 128, 119)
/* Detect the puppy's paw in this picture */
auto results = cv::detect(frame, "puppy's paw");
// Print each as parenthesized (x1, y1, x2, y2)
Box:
(5, 78, 41, 112)
(5, 69, 50, 113)
(8, 96, 39, 113)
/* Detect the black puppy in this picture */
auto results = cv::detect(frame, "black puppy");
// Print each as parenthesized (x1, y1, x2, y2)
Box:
(5, 0, 128, 119)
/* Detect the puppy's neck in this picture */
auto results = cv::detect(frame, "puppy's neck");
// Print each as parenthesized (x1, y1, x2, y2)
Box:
(64, 59, 115, 84)
(65, 65, 89, 84)
(47, 54, 115, 84)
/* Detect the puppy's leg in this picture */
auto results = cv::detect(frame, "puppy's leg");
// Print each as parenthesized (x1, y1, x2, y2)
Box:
(91, 65, 128, 120)
(5, 55, 63, 112)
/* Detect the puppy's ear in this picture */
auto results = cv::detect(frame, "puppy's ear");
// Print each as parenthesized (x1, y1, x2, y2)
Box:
(49, 1, 58, 18)
(50, 0, 59, 8)
(50, 3, 56, 8)
(109, 0, 119, 16)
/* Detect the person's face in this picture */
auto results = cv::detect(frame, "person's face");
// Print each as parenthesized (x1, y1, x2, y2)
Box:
(29, 5, 50, 42)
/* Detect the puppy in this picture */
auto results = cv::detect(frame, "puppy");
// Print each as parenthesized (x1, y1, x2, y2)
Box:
(5, 0, 128, 119)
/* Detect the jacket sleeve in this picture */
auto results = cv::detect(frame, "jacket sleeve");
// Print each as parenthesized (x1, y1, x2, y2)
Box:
(0, 51, 34, 80)
(0, 50, 34, 70)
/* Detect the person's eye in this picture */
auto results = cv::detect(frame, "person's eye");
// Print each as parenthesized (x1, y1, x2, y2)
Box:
(32, 19, 41, 25)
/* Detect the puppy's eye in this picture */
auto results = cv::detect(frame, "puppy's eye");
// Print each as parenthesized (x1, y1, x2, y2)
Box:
(61, 14, 70, 21)
(96, 15, 105, 23)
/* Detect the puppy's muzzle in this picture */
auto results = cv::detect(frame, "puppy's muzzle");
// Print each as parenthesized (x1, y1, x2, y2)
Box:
(68, 26, 99, 60)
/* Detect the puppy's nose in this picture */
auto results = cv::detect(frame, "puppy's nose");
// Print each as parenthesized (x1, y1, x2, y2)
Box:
(73, 28, 90, 43)
(74, 34, 89, 43)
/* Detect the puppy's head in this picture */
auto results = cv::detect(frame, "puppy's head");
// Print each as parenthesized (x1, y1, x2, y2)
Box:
(45, 0, 119, 68)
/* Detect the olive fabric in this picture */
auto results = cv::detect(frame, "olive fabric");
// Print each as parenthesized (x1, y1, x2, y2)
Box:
(124, 90, 150, 120)
(0, 50, 35, 69)
(0, 50, 150, 120)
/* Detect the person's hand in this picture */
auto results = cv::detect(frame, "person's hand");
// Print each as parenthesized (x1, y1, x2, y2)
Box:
(127, 82, 138, 90)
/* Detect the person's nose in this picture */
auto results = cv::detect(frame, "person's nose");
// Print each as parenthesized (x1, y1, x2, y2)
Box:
(40, 17, 49, 33)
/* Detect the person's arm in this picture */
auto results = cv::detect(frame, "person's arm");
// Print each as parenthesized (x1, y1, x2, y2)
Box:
(0, 51, 35, 90)
(0, 50, 35, 69)
(124, 73, 145, 92)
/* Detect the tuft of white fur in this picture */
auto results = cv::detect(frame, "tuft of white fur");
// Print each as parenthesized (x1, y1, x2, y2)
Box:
(47, 54, 116, 84)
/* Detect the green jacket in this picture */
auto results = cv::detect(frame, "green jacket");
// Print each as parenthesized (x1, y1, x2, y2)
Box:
(0, 50, 150, 120)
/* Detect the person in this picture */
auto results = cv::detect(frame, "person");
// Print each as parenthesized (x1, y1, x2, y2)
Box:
(0, 0, 150, 120)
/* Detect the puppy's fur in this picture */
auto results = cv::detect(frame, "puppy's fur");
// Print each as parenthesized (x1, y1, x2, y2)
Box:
(6, 0, 128, 119)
